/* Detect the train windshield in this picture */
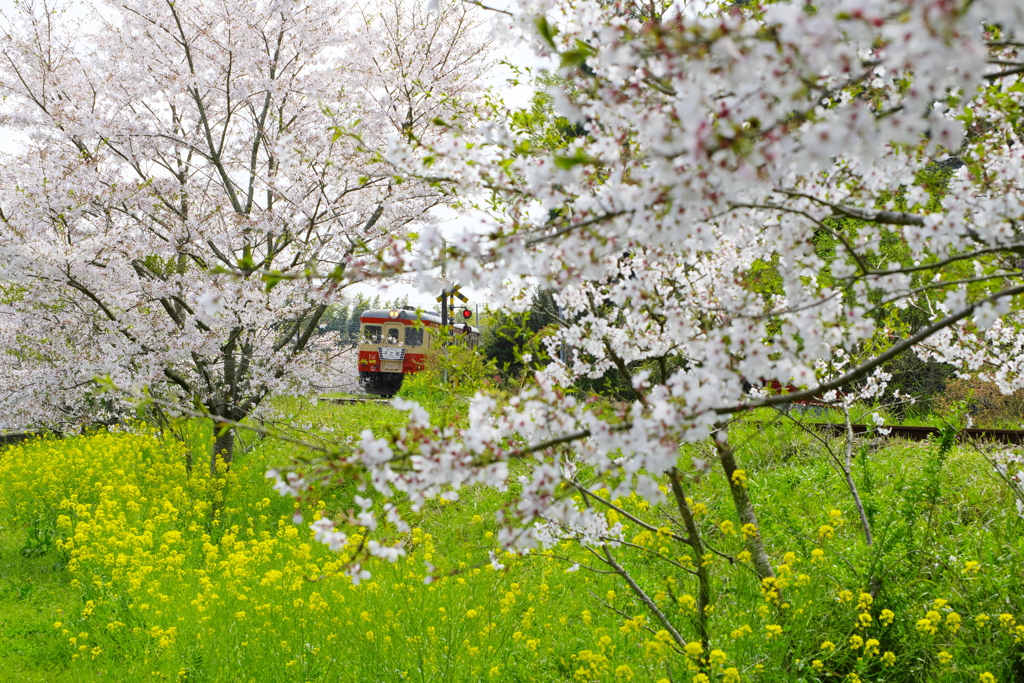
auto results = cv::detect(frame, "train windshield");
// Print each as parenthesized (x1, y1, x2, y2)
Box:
(405, 326, 423, 347)
(363, 325, 382, 343)
(386, 327, 401, 344)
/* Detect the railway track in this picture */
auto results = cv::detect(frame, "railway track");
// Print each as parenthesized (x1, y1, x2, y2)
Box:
(808, 423, 1024, 445)
(0, 429, 54, 446)
(317, 396, 392, 406)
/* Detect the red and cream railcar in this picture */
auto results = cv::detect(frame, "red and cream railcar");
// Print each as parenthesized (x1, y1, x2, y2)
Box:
(357, 308, 479, 397)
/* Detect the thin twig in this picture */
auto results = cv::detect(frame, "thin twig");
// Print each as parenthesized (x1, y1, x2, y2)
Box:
(574, 481, 691, 544)
(541, 553, 618, 575)
(601, 544, 689, 649)
(602, 538, 700, 576)
(584, 590, 669, 643)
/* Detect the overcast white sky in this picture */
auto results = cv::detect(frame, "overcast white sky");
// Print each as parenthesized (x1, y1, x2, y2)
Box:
(0, 0, 552, 312)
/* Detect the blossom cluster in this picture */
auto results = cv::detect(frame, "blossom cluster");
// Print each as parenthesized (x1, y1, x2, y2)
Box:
(0, 0, 490, 431)
(267, 0, 1024, 561)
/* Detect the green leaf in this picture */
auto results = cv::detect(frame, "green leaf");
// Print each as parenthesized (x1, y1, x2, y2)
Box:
(553, 150, 594, 170)
(327, 265, 346, 282)
(559, 40, 594, 69)
(261, 270, 286, 292)
(238, 245, 255, 271)
(535, 16, 558, 49)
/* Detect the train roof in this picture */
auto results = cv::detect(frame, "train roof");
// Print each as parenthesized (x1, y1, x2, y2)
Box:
(359, 308, 479, 334)
(360, 308, 443, 324)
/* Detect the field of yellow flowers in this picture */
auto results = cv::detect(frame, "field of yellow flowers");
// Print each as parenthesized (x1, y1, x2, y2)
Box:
(1, 399, 1023, 682)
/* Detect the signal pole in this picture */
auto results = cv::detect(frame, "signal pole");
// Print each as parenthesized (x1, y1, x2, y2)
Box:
(437, 284, 467, 329)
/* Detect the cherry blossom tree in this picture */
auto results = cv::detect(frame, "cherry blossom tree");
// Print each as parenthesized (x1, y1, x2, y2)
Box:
(0, 0, 490, 469)
(251, 0, 1024, 645)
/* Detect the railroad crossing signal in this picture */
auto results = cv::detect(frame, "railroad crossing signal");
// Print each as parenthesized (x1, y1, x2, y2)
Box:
(437, 284, 469, 326)
(436, 284, 468, 304)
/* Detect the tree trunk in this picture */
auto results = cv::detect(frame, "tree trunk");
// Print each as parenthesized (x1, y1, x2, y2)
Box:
(211, 426, 234, 476)
(668, 468, 712, 649)
(714, 431, 776, 582)
(843, 406, 874, 547)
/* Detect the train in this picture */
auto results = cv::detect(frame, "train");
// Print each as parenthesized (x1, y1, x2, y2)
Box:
(357, 308, 480, 397)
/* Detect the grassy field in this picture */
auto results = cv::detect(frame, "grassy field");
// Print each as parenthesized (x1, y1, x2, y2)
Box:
(1, 395, 1023, 682)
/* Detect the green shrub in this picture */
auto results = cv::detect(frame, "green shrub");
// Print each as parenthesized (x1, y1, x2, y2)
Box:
(934, 378, 1024, 428)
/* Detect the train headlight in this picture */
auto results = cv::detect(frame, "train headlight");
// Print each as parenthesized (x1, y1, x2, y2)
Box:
(389, 309, 400, 318)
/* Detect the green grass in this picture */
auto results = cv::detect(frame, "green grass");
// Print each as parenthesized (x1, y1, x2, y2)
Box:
(1, 395, 1023, 681)
(0, 523, 78, 682)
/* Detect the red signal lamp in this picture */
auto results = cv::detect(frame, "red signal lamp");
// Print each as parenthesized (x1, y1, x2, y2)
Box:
(461, 308, 472, 319)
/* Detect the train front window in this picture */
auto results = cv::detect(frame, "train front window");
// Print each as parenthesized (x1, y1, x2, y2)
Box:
(386, 327, 401, 344)
(363, 325, 382, 343)
(405, 326, 423, 347)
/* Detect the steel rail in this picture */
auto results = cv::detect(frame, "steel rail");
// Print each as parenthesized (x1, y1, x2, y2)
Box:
(807, 423, 1024, 445)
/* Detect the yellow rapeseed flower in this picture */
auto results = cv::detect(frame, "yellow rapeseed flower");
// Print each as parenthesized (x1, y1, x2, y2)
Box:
(684, 641, 703, 659)
(730, 625, 752, 639)
(946, 612, 962, 634)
